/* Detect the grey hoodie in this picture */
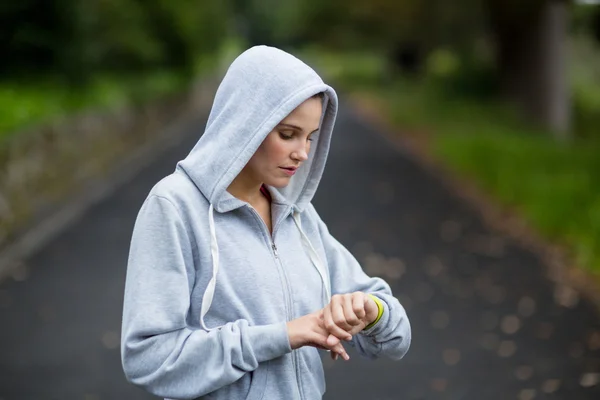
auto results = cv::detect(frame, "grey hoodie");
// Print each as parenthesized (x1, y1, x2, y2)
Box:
(121, 45, 411, 400)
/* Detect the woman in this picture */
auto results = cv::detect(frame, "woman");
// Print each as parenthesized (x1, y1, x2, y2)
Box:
(121, 45, 411, 400)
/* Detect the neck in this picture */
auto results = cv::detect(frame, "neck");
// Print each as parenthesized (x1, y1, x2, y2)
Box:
(227, 169, 263, 205)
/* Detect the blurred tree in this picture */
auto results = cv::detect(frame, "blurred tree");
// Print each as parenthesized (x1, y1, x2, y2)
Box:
(0, 0, 75, 79)
(285, 0, 573, 138)
(589, 4, 600, 41)
(0, 0, 231, 84)
(229, 0, 277, 46)
(76, 0, 230, 78)
(0, 0, 584, 137)
(572, 1, 600, 37)
(289, 0, 485, 66)
(141, 0, 230, 77)
(74, 0, 165, 76)
(487, 0, 571, 139)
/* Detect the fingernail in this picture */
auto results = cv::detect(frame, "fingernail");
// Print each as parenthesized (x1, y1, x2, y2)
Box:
(344, 354, 350, 361)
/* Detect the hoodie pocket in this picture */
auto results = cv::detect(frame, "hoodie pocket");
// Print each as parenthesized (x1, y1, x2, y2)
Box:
(299, 347, 325, 396)
(245, 361, 270, 400)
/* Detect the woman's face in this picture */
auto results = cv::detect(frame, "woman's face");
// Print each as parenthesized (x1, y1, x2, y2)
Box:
(245, 96, 323, 188)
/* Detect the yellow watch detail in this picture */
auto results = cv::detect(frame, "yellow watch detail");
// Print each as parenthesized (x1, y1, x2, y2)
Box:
(364, 294, 384, 330)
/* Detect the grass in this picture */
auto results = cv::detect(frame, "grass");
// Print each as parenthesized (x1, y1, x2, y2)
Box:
(0, 35, 246, 141)
(303, 48, 600, 274)
(392, 83, 600, 272)
(570, 35, 600, 139)
(0, 70, 188, 141)
(434, 132, 600, 271)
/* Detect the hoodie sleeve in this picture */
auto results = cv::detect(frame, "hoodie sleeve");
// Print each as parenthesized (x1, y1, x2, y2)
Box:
(121, 195, 291, 399)
(308, 205, 411, 361)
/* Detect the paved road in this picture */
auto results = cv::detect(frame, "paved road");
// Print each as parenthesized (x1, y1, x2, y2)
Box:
(1, 102, 599, 400)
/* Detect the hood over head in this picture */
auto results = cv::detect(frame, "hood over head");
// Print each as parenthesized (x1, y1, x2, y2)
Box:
(177, 45, 338, 213)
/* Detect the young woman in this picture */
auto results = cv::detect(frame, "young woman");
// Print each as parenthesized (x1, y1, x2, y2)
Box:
(121, 45, 411, 400)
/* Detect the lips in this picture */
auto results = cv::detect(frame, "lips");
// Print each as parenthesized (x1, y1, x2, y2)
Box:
(280, 166, 298, 176)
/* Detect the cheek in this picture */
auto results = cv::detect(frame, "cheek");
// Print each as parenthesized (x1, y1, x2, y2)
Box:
(261, 137, 289, 162)
(246, 140, 282, 174)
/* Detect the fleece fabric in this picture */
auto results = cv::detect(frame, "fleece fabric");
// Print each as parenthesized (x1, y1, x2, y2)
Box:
(121, 45, 411, 400)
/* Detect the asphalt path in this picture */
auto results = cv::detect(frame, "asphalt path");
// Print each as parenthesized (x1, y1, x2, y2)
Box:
(1, 102, 599, 400)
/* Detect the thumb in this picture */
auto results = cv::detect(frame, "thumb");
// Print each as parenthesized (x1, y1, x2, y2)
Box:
(326, 333, 341, 347)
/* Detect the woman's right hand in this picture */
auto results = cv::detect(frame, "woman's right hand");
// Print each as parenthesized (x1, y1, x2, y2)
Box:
(286, 310, 350, 361)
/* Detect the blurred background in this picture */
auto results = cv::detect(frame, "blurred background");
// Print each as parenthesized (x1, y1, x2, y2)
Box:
(1, 0, 600, 399)
(1, 0, 599, 274)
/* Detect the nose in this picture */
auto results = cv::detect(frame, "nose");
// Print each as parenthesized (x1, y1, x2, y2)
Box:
(291, 143, 309, 162)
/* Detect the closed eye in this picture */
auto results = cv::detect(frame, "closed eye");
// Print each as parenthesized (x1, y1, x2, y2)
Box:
(278, 126, 319, 142)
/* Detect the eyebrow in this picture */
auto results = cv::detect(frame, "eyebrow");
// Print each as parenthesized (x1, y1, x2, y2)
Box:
(278, 123, 319, 134)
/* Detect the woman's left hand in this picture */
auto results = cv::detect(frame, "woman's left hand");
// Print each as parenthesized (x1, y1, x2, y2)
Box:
(322, 292, 379, 356)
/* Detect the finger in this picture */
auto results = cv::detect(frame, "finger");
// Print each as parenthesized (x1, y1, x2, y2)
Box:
(347, 320, 367, 336)
(331, 341, 350, 361)
(308, 332, 348, 360)
(312, 314, 351, 361)
(307, 331, 333, 351)
(343, 294, 361, 326)
(323, 333, 349, 361)
(340, 314, 367, 337)
(330, 295, 354, 332)
(326, 333, 341, 347)
(331, 351, 338, 361)
(323, 303, 352, 341)
(352, 292, 367, 320)
(317, 308, 325, 320)
(314, 314, 343, 344)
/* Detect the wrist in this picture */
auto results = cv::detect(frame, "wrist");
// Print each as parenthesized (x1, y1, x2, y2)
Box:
(286, 320, 301, 350)
(365, 303, 379, 325)
(363, 294, 384, 330)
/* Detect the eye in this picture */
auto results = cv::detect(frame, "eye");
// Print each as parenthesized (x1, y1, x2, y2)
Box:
(279, 131, 293, 140)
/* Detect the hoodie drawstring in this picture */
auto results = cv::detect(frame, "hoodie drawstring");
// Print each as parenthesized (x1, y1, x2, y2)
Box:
(200, 206, 331, 331)
(200, 204, 220, 331)
(292, 210, 332, 302)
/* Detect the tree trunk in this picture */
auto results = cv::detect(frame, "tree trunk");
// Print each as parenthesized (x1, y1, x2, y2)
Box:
(540, 0, 570, 139)
(489, 0, 570, 139)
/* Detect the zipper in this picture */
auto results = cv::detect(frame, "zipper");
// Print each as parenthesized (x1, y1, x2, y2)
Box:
(247, 206, 303, 399)
(271, 242, 304, 400)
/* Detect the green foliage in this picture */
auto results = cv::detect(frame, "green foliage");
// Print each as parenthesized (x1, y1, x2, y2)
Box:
(572, 1, 600, 37)
(289, 0, 487, 60)
(311, 47, 600, 274)
(300, 47, 390, 88)
(388, 80, 600, 273)
(433, 128, 600, 272)
(570, 35, 600, 139)
(0, 0, 231, 82)
(0, 35, 245, 139)
(426, 49, 461, 78)
(0, 70, 187, 141)
(0, 0, 237, 138)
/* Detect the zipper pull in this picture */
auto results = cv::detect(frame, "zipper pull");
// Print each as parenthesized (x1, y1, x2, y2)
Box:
(272, 243, 279, 259)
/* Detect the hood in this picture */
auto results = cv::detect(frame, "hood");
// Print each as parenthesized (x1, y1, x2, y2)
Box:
(176, 45, 338, 213)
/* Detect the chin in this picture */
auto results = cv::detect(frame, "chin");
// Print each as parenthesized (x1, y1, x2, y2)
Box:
(266, 178, 291, 189)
